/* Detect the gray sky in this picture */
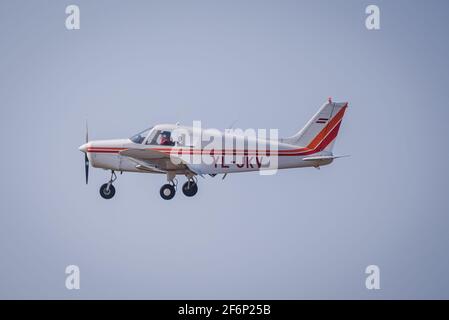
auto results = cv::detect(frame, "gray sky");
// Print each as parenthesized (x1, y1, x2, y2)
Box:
(1, 0, 449, 299)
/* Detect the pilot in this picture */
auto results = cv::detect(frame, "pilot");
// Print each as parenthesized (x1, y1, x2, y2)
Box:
(160, 132, 172, 146)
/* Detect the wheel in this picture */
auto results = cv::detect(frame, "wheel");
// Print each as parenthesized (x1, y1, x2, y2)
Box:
(182, 181, 198, 197)
(99, 183, 116, 199)
(160, 184, 176, 200)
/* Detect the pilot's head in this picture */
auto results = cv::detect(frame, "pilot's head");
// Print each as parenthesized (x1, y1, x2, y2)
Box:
(162, 132, 170, 139)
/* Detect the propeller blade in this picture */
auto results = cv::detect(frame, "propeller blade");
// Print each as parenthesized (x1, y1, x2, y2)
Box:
(85, 153, 89, 184)
(85, 121, 89, 143)
(85, 121, 89, 184)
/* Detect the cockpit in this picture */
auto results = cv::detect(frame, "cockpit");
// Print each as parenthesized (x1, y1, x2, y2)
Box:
(129, 126, 176, 146)
(146, 130, 175, 146)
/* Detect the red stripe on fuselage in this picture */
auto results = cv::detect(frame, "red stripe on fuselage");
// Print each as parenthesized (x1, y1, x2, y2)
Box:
(86, 121, 341, 157)
(87, 107, 345, 157)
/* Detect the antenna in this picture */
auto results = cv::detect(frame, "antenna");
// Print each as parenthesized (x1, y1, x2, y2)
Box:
(226, 120, 238, 130)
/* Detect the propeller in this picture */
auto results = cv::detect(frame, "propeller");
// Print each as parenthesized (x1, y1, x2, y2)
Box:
(84, 121, 89, 184)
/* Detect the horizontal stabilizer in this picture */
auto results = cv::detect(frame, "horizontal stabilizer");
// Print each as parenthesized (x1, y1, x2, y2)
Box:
(302, 155, 350, 161)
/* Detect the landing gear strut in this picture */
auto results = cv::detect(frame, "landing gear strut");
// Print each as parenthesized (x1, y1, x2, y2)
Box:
(182, 177, 198, 197)
(99, 170, 117, 199)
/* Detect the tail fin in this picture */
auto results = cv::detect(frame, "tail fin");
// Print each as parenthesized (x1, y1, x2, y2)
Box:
(283, 99, 348, 153)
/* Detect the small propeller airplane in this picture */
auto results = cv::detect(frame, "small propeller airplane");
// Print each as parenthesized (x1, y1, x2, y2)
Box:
(79, 99, 348, 200)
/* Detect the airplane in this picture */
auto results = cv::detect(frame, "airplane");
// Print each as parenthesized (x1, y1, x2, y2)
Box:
(78, 98, 348, 200)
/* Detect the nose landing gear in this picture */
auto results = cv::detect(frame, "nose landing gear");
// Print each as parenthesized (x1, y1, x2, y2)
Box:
(99, 170, 117, 199)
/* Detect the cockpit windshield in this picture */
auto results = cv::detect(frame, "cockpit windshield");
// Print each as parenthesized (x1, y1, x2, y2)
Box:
(130, 127, 153, 144)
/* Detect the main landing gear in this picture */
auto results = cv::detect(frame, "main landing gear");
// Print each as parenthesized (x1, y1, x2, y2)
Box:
(99, 170, 117, 199)
(159, 175, 199, 200)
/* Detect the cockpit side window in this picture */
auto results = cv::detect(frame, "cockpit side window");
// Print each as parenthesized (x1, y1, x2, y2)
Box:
(146, 130, 175, 146)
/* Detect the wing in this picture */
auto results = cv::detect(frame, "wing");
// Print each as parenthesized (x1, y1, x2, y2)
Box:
(119, 148, 194, 174)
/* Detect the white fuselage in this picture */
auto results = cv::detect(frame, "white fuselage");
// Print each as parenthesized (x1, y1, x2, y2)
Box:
(82, 128, 333, 176)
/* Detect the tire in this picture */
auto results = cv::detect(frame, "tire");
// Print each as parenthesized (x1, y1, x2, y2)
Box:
(160, 184, 176, 200)
(100, 183, 116, 199)
(182, 181, 198, 197)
